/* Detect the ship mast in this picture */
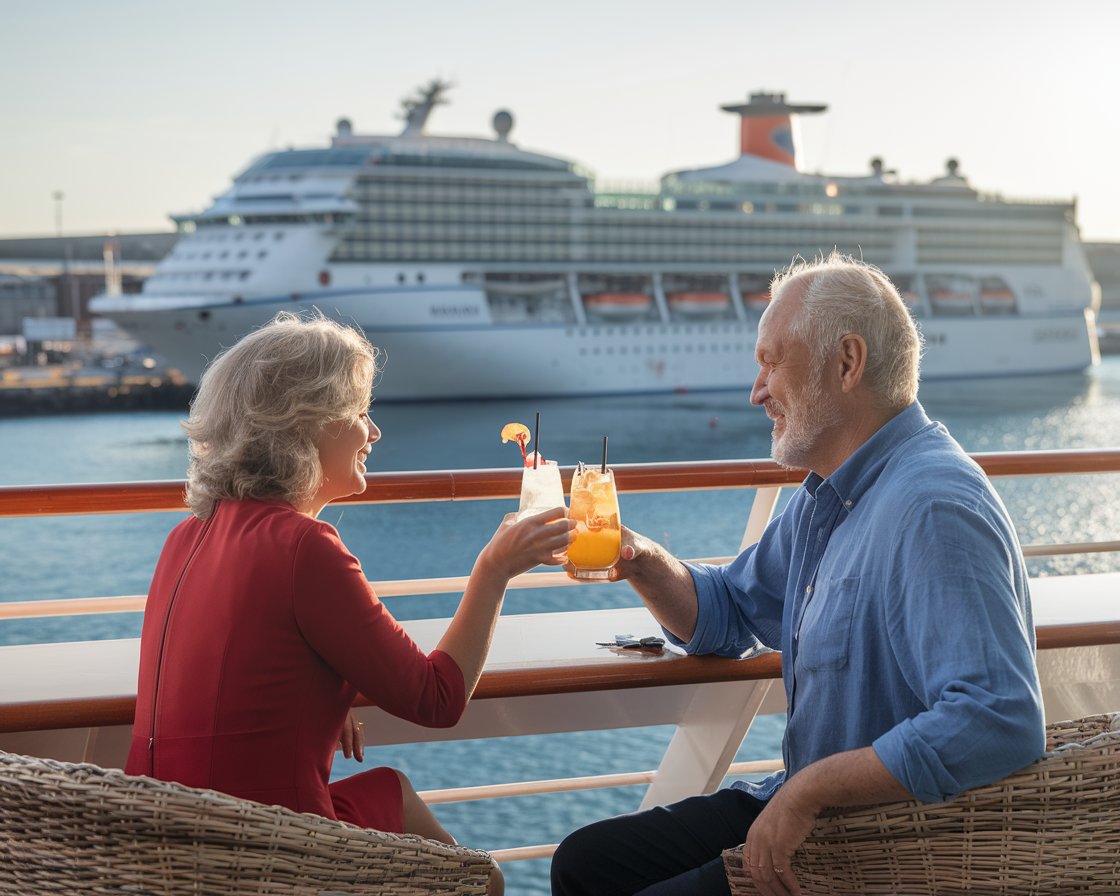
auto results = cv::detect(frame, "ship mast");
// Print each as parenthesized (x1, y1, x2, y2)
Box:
(720, 91, 826, 169)
(399, 79, 453, 137)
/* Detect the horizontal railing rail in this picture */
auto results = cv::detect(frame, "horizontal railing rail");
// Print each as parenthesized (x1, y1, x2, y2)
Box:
(3, 450, 1119, 624)
(3, 449, 1119, 518)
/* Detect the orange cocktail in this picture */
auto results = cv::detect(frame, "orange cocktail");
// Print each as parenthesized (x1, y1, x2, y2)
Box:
(566, 463, 621, 580)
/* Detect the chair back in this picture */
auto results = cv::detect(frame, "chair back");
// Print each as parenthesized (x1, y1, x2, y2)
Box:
(0, 750, 493, 895)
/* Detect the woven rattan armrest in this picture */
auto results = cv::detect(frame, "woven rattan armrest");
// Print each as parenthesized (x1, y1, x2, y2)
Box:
(725, 712, 1120, 895)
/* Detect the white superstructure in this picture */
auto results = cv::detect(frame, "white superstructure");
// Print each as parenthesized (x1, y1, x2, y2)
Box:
(92, 82, 1100, 399)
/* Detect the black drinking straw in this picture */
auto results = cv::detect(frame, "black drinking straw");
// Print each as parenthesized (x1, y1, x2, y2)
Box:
(601, 435, 608, 473)
(533, 412, 540, 469)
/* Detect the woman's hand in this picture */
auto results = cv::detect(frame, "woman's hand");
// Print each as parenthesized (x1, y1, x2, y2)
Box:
(479, 508, 574, 581)
(338, 711, 365, 762)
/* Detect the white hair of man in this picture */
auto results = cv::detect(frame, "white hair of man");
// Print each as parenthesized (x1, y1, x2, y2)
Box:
(770, 252, 924, 410)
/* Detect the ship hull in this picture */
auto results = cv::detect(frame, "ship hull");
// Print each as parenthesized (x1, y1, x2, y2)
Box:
(97, 287, 1096, 401)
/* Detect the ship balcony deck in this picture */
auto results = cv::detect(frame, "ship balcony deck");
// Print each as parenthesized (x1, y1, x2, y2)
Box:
(2, 451, 1119, 865)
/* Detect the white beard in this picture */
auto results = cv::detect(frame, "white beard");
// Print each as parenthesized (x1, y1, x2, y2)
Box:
(769, 373, 844, 470)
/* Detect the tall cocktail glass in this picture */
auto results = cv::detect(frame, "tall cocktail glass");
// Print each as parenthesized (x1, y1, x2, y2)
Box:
(518, 455, 565, 520)
(566, 463, 621, 580)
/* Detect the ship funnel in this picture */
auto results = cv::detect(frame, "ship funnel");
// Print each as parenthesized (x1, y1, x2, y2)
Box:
(720, 91, 826, 168)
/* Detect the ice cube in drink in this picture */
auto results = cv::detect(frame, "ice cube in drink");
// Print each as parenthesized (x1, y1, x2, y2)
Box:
(566, 464, 621, 580)
(518, 456, 565, 520)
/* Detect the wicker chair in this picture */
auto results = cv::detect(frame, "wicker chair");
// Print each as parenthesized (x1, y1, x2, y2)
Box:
(725, 712, 1120, 895)
(0, 750, 495, 895)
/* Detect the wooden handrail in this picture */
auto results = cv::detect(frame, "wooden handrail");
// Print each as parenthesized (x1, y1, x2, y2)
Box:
(5, 615, 1120, 736)
(0, 651, 783, 734)
(3, 449, 1119, 518)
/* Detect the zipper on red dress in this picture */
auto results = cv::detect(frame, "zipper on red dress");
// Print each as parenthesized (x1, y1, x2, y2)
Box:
(148, 512, 215, 774)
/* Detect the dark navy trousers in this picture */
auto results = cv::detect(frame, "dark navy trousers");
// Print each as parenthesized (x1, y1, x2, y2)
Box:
(550, 787, 767, 895)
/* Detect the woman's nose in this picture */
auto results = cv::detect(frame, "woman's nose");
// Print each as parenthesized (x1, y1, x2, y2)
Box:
(367, 420, 381, 444)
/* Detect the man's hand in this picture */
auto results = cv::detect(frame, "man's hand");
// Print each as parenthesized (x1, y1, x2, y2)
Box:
(742, 781, 818, 896)
(605, 527, 644, 582)
(741, 747, 912, 895)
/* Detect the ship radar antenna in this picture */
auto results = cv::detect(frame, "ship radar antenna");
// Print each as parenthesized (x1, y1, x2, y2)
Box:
(399, 79, 453, 137)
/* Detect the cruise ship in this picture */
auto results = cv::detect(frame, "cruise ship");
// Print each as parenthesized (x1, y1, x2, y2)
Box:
(91, 82, 1100, 400)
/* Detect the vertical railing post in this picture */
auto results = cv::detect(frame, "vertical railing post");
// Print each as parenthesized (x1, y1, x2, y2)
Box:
(740, 486, 783, 551)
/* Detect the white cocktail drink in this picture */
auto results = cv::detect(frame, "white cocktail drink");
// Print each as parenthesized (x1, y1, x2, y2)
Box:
(518, 458, 565, 519)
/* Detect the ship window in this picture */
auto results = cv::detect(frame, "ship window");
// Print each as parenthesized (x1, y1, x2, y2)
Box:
(238, 251, 247, 259)
(258, 251, 268, 259)
(417, 273, 426, 283)
(240, 272, 250, 280)
(274, 232, 285, 241)
(397, 273, 406, 283)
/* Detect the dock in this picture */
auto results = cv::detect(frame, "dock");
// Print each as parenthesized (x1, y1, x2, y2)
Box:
(0, 364, 193, 415)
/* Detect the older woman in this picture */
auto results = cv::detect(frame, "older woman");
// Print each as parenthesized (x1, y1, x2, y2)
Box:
(126, 312, 570, 889)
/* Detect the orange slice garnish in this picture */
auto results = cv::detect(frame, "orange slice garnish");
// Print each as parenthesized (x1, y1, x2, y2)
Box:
(501, 422, 530, 445)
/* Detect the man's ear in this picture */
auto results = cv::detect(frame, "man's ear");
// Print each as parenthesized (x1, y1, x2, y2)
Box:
(837, 333, 867, 393)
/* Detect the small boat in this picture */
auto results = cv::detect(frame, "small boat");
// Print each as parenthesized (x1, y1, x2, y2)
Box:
(741, 291, 771, 313)
(980, 278, 1018, 313)
(583, 291, 653, 320)
(929, 289, 976, 314)
(667, 291, 731, 318)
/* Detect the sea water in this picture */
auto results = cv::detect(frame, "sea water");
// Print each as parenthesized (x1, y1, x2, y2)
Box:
(3, 359, 1120, 894)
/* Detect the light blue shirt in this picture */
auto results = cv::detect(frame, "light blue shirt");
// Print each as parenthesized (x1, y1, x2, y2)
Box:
(675, 402, 1046, 803)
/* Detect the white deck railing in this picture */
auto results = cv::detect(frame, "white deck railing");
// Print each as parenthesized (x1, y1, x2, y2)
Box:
(2, 450, 1120, 863)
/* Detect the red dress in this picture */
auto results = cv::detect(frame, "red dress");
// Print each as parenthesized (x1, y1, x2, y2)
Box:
(125, 498, 466, 831)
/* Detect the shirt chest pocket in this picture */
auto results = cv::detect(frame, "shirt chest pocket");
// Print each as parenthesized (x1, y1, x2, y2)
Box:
(796, 576, 861, 671)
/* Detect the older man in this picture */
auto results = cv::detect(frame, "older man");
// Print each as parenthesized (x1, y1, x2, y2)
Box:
(551, 254, 1045, 896)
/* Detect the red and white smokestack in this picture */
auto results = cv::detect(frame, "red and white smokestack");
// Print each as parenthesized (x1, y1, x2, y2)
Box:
(720, 92, 827, 169)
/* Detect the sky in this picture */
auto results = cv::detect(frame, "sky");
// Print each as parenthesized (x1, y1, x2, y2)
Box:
(3, 0, 1119, 242)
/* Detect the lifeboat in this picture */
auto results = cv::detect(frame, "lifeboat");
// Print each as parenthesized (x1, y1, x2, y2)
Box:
(979, 282, 1017, 313)
(929, 289, 976, 314)
(741, 291, 771, 313)
(583, 292, 653, 320)
(667, 291, 731, 319)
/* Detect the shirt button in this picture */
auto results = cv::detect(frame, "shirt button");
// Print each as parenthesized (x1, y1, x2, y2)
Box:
(806, 585, 813, 595)
(845, 499, 853, 508)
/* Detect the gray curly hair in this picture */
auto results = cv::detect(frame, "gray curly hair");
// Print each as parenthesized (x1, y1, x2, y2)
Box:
(183, 311, 378, 519)
(770, 252, 923, 409)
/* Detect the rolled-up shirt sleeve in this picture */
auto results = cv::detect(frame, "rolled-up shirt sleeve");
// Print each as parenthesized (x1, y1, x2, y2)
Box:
(872, 499, 1045, 802)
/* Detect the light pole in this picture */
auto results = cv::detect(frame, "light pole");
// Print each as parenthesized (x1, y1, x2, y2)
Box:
(52, 190, 63, 238)
(52, 190, 80, 329)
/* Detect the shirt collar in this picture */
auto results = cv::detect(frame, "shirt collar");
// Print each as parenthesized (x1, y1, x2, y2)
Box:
(803, 402, 934, 509)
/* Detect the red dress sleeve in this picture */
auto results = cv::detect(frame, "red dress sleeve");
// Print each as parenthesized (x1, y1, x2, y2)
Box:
(290, 520, 467, 727)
